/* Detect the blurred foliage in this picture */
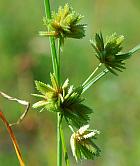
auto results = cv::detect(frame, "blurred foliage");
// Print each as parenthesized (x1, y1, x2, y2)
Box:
(0, 0, 140, 165)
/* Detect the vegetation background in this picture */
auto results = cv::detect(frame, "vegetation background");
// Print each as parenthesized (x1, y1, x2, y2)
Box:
(0, 0, 140, 165)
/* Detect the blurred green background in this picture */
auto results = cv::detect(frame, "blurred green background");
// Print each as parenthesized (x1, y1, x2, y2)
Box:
(0, 0, 140, 165)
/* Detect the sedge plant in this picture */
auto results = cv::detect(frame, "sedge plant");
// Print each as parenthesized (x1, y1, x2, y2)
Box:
(32, 1, 140, 165)
(0, 0, 140, 166)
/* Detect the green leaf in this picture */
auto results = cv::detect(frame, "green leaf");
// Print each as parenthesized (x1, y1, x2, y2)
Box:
(62, 78, 69, 89)
(64, 103, 92, 128)
(35, 80, 54, 95)
(32, 100, 48, 108)
(79, 144, 95, 159)
(90, 39, 101, 58)
(106, 65, 118, 76)
(115, 53, 131, 60)
(95, 33, 104, 52)
(45, 101, 60, 112)
(66, 24, 86, 39)
(31, 94, 45, 98)
(70, 133, 77, 161)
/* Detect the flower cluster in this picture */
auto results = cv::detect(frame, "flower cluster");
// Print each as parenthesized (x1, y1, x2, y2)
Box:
(33, 74, 92, 128)
(32, 73, 60, 112)
(40, 4, 86, 41)
(70, 125, 101, 161)
(90, 33, 139, 75)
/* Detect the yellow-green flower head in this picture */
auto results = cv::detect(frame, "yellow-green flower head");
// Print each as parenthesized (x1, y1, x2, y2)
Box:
(70, 125, 101, 161)
(40, 4, 86, 39)
(32, 74, 92, 128)
(90, 32, 140, 75)
(32, 74, 61, 112)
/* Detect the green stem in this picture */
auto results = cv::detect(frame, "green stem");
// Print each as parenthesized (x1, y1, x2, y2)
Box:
(57, 113, 62, 166)
(57, 37, 62, 166)
(129, 44, 140, 54)
(82, 63, 102, 86)
(82, 68, 109, 93)
(60, 127, 70, 166)
(44, 1, 62, 166)
(57, 38, 61, 85)
(44, 0, 59, 80)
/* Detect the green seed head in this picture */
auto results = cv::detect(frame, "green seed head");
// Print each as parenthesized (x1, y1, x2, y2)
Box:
(90, 32, 140, 75)
(70, 125, 101, 161)
(41, 4, 86, 40)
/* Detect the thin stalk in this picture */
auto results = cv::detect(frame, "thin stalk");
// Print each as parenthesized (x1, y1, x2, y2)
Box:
(60, 127, 70, 166)
(57, 113, 62, 166)
(44, 1, 62, 166)
(44, 0, 59, 80)
(82, 68, 109, 93)
(57, 38, 61, 85)
(129, 44, 140, 54)
(57, 37, 62, 166)
(82, 63, 102, 86)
